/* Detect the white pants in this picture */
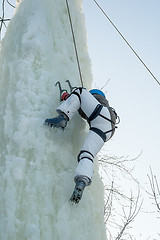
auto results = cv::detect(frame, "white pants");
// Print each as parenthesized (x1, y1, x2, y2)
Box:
(57, 88, 112, 185)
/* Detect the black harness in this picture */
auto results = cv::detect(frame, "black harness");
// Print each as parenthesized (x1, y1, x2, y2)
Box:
(71, 88, 118, 142)
(69, 88, 119, 164)
(87, 104, 116, 142)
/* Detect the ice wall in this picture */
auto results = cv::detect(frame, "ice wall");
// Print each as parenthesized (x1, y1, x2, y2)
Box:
(0, 0, 106, 239)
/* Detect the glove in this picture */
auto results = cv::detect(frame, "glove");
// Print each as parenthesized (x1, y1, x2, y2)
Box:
(61, 92, 70, 101)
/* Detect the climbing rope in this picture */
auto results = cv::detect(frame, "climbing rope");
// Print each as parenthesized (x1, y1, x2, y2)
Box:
(66, 0, 84, 88)
(93, 0, 160, 86)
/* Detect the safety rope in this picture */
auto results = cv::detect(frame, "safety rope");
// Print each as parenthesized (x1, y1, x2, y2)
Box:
(66, 0, 84, 88)
(93, 0, 160, 86)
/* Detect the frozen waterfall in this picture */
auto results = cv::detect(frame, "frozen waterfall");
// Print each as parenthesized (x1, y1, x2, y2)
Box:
(0, 0, 107, 239)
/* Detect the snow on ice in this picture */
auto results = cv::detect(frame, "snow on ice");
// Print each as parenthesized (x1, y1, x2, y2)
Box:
(0, 0, 106, 239)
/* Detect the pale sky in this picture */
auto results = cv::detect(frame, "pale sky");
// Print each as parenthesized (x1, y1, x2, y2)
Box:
(1, 0, 160, 239)
(83, 1, 160, 239)
(83, 0, 160, 177)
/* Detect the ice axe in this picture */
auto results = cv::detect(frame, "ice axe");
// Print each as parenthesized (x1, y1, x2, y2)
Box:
(55, 80, 77, 101)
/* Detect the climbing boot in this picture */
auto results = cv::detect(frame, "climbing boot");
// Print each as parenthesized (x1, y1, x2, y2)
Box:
(44, 112, 69, 129)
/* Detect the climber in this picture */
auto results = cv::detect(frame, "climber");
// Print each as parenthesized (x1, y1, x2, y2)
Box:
(44, 87, 118, 204)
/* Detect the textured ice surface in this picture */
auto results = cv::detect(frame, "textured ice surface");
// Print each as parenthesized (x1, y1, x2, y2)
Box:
(0, 0, 106, 239)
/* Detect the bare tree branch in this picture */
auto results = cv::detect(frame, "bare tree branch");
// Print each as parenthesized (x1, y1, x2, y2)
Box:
(0, 0, 15, 41)
(98, 152, 143, 239)
(115, 190, 143, 240)
(6, 0, 15, 9)
(147, 167, 160, 212)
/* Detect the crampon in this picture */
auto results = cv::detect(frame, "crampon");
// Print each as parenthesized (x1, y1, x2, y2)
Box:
(70, 181, 86, 204)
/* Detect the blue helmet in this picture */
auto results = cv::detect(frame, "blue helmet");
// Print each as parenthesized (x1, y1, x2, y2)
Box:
(89, 89, 106, 98)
